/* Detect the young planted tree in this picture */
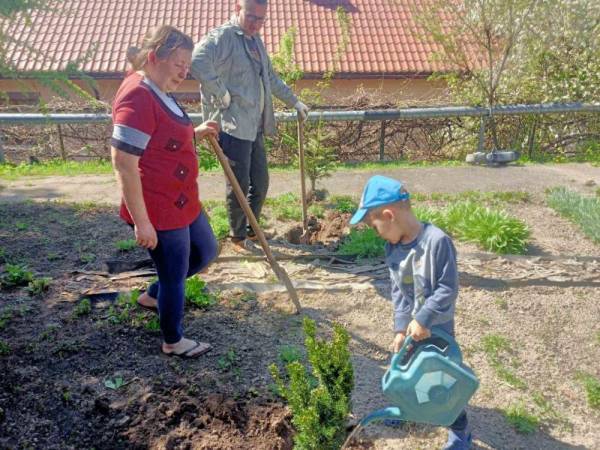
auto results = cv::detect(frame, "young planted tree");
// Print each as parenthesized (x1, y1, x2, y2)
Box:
(270, 317, 354, 450)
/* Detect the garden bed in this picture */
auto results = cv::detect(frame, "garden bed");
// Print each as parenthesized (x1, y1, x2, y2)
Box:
(1, 191, 600, 449)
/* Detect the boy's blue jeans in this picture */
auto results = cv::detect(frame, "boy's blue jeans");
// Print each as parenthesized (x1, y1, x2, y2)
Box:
(432, 322, 469, 434)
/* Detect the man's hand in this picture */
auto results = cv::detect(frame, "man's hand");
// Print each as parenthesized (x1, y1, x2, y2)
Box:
(219, 90, 231, 109)
(195, 120, 220, 139)
(406, 319, 431, 341)
(294, 100, 309, 121)
(134, 221, 158, 250)
(391, 332, 407, 353)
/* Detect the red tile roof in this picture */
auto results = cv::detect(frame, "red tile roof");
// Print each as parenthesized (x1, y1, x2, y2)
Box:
(3, 0, 448, 78)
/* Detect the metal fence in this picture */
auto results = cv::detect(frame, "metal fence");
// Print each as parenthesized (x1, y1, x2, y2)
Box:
(1, 102, 599, 163)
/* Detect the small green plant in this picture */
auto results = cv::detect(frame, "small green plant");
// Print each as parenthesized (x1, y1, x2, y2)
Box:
(481, 334, 526, 389)
(218, 348, 238, 372)
(302, 122, 336, 195)
(115, 239, 137, 252)
(0, 309, 14, 331)
(197, 143, 220, 171)
(504, 403, 539, 434)
(73, 298, 92, 317)
(0, 263, 33, 288)
(62, 389, 72, 403)
(329, 195, 358, 213)
(547, 187, 600, 243)
(308, 203, 325, 219)
(266, 192, 303, 221)
(185, 276, 217, 308)
(270, 318, 354, 450)
(26, 277, 51, 296)
(15, 221, 29, 231)
(279, 344, 302, 364)
(0, 340, 11, 356)
(144, 316, 160, 332)
(104, 376, 127, 390)
(575, 372, 600, 409)
(337, 228, 385, 259)
(0, 247, 6, 263)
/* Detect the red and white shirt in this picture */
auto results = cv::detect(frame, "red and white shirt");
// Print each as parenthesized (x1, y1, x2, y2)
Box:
(111, 72, 201, 230)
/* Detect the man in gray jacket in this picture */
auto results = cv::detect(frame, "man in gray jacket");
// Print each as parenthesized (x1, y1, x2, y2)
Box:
(191, 0, 309, 252)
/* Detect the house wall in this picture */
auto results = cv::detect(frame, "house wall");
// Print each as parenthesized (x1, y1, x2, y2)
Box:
(0, 77, 449, 107)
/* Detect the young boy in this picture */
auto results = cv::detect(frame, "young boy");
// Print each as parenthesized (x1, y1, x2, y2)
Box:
(350, 175, 471, 450)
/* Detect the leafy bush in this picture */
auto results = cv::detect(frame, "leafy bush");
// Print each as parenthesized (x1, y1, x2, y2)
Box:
(185, 276, 217, 309)
(546, 187, 600, 243)
(270, 318, 354, 450)
(337, 228, 385, 259)
(265, 192, 303, 221)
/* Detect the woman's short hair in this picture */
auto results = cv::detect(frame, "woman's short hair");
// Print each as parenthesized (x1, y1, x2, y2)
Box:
(127, 25, 193, 70)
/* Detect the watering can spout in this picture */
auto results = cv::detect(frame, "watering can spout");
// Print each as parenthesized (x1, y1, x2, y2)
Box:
(360, 407, 402, 426)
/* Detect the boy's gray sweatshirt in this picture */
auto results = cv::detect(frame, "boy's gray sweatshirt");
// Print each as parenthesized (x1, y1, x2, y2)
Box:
(385, 223, 458, 332)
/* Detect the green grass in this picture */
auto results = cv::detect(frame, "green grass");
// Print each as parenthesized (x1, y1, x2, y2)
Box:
(481, 334, 526, 390)
(575, 372, 600, 409)
(504, 403, 540, 434)
(426, 190, 531, 204)
(0, 159, 113, 179)
(337, 228, 386, 259)
(546, 187, 600, 243)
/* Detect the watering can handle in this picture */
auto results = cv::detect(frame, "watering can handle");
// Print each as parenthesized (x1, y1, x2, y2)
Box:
(390, 328, 459, 370)
(390, 335, 414, 370)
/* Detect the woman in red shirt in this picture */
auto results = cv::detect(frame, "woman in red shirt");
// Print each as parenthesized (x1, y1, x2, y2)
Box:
(111, 26, 218, 358)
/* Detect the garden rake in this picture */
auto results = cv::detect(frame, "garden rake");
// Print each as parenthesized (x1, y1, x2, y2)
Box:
(206, 135, 302, 314)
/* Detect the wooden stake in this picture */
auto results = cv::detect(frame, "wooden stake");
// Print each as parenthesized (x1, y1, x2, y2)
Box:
(297, 117, 308, 230)
(206, 135, 302, 314)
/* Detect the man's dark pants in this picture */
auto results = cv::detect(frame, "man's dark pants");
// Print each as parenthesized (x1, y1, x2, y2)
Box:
(218, 131, 269, 239)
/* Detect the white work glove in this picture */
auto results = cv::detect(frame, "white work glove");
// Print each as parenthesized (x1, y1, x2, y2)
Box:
(218, 90, 231, 109)
(294, 100, 309, 121)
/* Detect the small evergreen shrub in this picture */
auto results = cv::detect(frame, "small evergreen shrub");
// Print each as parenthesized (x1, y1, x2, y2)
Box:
(270, 318, 354, 450)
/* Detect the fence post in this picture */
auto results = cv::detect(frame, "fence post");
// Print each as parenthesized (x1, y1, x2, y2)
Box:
(379, 120, 386, 161)
(0, 131, 5, 163)
(56, 124, 67, 160)
(477, 117, 486, 153)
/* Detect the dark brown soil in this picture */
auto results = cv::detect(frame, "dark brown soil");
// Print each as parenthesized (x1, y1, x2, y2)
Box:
(0, 202, 296, 449)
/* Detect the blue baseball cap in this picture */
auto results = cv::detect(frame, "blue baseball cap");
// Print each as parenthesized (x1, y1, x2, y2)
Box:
(350, 175, 410, 225)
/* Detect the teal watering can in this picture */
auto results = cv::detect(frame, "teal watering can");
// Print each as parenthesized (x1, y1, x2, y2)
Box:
(362, 329, 479, 427)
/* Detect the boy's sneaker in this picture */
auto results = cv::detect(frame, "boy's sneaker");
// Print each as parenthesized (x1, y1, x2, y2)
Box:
(443, 428, 472, 450)
(231, 237, 260, 255)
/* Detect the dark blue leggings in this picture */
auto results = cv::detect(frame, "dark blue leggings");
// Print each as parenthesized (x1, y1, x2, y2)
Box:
(146, 211, 217, 344)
